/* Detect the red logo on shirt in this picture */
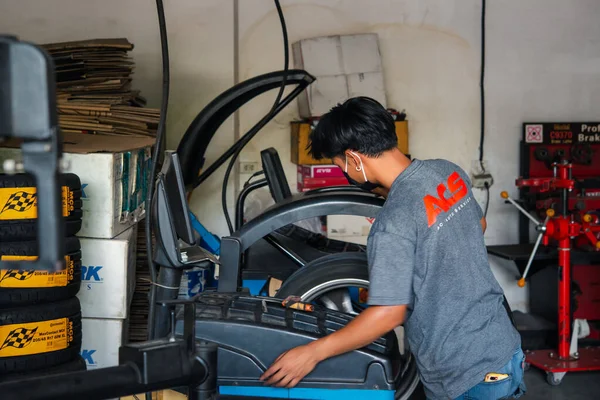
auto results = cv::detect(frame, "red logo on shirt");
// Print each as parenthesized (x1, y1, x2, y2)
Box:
(423, 171, 468, 227)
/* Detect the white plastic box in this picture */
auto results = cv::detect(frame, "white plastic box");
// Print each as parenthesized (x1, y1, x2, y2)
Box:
(81, 317, 128, 370)
(77, 225, 137, 319)
(0, 133, 155, 239)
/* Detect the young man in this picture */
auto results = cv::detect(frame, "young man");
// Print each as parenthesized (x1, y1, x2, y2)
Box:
(260, 97, 527, 399)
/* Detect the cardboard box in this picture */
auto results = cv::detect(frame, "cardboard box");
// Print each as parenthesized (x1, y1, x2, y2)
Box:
(178, 266, 216, 300)
(297, 176, 349, 192)
(292, 36, 344, 76)
(327, 215, 375, 237)
(297, 74, 349, 118)
(293, 34, 382, 76)
(77, 225, 137, 319)
(0, 133, 155, 239)
(298, 164, 345, 179)
(291, 120, 409, 165)
(81, 317, 128, 370)
(327, 234, 369, 246)
(340, 33, 382, 74)
(347, 72, 386, 107)
(293, 33, 385, 118)
(122, 390, 186, 400)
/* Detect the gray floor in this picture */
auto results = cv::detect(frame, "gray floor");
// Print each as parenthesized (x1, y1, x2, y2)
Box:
(523, 368, 600, 399)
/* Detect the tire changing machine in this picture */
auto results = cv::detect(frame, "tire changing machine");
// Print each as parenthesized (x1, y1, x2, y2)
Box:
(0, 36, 417, 400)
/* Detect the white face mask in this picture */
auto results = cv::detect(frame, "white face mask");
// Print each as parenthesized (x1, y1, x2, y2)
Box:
(343, 151, 381, 192)
(345, 151, 369, 182)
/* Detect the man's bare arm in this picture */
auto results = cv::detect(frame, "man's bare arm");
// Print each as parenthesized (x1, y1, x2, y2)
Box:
(311, 305, 406, 360)
(480, 217, 487, 234)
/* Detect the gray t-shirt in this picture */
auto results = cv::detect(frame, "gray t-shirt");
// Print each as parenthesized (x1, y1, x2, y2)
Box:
(366, 158, 520, 399)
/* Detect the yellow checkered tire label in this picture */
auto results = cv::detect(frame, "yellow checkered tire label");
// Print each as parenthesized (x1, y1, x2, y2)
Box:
(0, 255, 74, 288)
(0, 186, 73, 220)
(0, 317, 73, 357)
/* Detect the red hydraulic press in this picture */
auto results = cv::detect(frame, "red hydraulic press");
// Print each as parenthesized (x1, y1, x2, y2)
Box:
(501, 160, 600, 385)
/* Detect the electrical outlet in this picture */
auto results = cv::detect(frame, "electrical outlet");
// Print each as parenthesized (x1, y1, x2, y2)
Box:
(239, 162, 259, 174)
(470, 160, 493, 189)
(472, 173, 494, 189)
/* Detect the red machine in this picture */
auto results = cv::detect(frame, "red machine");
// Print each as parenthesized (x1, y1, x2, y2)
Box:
(502, 160, 600, 385)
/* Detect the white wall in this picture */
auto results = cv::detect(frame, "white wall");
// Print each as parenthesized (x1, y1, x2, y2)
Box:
(0, 0, 235, 237)
(2, 0, 599, 310)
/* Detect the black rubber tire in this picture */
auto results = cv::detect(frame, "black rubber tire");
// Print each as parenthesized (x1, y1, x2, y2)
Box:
(0, 251, 82, 307)
(0, 297, 82, 373)
(0, 236, 80, 256)
(277, 224, 367, 254)
(0, 219, 83, 241)
(0, 356, 86, 383)
(276, 252, 369, 299)
(0, 173, 82, 240)
(0, 237, 81, 307)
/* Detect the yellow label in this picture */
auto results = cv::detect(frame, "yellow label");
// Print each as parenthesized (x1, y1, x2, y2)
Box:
(0, 317, 73, 357)
(0, 255, 73, 288)
(0, 186, 73, 220)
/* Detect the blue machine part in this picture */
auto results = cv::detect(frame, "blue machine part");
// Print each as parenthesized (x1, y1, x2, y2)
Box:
(180, 267, 217, 299)
(189, 211, 221, 255)
(219, 386, 394, 399)
(242, 279, 267, 296)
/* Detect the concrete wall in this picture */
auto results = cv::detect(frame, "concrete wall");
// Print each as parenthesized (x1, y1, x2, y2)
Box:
(2, 0, 600, 310)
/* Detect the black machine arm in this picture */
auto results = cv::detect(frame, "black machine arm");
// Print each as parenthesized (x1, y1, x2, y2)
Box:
(0, 36, 64, 272)
(177, 70, 315, 189)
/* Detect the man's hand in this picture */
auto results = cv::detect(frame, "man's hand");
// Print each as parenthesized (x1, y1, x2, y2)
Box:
(259, 305, 407, 389)
(260, 343, 322, 388)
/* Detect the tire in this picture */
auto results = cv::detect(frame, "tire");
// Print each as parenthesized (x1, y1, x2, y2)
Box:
(0, 297, 82, 374)
(0, 356, 86, 383)
(276, 252, 369, 305)
(0, 219, 83, 240)
(0, 173, 83, 240)
(0, 236, 80, 256)
(0, 237, 81, 307)
(276, 253, 422, 399)
(0, 251, 82, 307)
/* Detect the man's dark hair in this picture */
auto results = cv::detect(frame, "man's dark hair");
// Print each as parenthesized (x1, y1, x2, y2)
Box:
(307, 96, 397, 160)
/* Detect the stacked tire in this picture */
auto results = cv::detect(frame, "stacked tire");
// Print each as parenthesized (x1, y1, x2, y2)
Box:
(0, 173, 86, 382)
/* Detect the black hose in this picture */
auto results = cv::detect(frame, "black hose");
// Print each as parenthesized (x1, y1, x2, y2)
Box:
(146, 0, 170, 343)
(479, 0, 486, 171)
(221, 0, 289, 233)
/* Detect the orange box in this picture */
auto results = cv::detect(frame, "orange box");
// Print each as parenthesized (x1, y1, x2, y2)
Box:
(291, 120, 409, 165)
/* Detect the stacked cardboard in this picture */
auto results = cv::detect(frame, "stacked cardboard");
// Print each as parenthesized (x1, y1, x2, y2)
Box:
(128, 219, 153, 342)
(42, 38, 159, 137)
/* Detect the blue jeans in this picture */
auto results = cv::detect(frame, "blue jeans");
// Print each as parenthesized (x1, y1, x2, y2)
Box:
(454, 348, 527, 399)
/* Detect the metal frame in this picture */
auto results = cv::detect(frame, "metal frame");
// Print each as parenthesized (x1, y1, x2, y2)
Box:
(177, 70, 315, 189)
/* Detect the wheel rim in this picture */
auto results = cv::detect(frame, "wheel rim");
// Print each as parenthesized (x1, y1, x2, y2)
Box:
(299, 278, 368, 315)
(295, 278, 420, 399)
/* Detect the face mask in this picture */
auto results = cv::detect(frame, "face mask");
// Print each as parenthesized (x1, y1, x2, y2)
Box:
(344, 152, 382, 192)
